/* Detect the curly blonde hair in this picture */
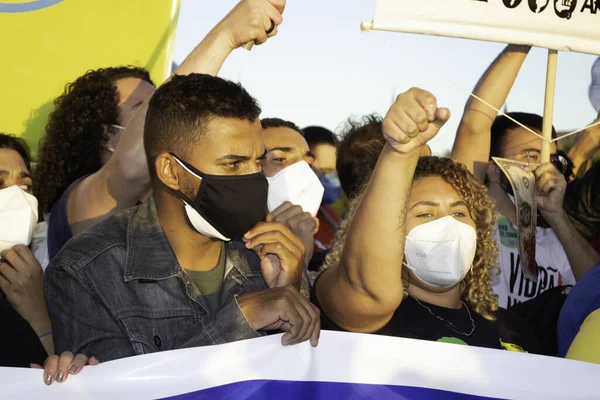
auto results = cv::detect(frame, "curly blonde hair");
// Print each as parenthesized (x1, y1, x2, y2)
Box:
(324, 156, 500, 320)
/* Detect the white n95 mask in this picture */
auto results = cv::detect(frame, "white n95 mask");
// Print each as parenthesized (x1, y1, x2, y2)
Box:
(403, 216, 477, 289)
(267, 161, 324, 216)
(0, 185, 39, 255)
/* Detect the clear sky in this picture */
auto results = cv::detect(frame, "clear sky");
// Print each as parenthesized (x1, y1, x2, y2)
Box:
(172, 0, 599, 155)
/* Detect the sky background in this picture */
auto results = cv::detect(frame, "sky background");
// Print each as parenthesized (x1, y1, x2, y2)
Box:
(172, 0, 599, 155)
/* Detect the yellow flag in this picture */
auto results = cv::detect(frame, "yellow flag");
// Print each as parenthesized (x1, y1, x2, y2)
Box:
(0, 0, 181, 157)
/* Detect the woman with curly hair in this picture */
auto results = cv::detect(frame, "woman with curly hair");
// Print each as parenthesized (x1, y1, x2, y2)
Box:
(312, 88, 539, 352)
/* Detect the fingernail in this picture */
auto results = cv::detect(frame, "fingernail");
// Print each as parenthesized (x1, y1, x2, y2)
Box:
(69, 364, 79, 374)
(44, 374, 53, 386)
(56, 371, 64, 383)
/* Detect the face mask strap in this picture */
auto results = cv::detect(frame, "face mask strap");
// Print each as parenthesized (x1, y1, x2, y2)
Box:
(170, 153, 203, 181)
(166, 153, 201, 207)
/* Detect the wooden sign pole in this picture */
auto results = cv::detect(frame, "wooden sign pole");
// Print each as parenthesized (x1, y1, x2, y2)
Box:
(541, 49, 558, 163)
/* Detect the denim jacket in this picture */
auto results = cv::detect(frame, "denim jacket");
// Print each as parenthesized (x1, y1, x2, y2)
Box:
(45, 197, 309, 362)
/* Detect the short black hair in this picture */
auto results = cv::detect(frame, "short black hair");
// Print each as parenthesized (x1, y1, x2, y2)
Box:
(261, 118, 303, 136)
(490, 112, 557, 158)
(0, 133, 32, 172)
(336, 114, 385, 199)
(144, 73, 261, 178)
(302, 126, 338, 149)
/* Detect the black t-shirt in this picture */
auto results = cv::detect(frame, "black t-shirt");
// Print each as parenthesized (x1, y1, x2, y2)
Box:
(312, 282, 540, 354)
(0, 298, 47, 367)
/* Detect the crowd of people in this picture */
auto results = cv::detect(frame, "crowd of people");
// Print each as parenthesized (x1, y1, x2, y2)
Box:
(2, 0, 600, 386)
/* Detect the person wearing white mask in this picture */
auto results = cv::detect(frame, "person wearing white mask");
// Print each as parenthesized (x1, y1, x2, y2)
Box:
(0, 133, 53, 366)
(0, 133, 96, 380)
(312, 89, 539, 352)
(261, 118, 324, 270)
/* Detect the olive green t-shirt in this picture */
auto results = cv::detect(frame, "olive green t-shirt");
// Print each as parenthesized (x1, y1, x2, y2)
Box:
(184, 244, 226, 313)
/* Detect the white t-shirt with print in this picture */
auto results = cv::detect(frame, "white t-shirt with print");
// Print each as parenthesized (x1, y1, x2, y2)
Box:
(492, 215, 576, 308)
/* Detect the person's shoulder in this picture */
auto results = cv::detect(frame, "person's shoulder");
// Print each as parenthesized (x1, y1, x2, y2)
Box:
(47, 206, 138, 275)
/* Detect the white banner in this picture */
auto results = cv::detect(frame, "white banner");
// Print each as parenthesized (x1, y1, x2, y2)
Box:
(1, 331, 599, 399)
(366, 0, 600, 55)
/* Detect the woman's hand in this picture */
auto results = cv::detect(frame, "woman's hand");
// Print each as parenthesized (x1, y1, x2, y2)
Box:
(32, 352, 100, 385)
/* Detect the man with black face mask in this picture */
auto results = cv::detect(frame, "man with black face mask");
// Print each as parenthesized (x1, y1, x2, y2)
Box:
(44, 74, 320, 360)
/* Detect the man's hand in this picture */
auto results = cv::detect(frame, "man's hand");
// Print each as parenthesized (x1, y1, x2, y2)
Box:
(270, 202, 317, 265)
(213, 0, 285, 50)
(238, 286, 320, 346)
(244, 221, 305, 289)
(535, 162, 567, 220)
(0, 245, 49, 331)
(382, 88, 450, 155)
(33, 352, 100, 386)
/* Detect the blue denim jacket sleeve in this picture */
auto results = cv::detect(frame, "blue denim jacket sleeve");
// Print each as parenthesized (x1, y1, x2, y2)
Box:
(183, 294, 261, 348)
(46, 261, 261, 361)
(45, 263, 135, 360)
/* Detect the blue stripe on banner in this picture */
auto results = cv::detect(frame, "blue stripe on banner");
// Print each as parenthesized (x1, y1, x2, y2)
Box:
(161, 380, 501, 400)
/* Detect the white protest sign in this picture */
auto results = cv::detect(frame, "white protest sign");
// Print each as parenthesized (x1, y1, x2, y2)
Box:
(364, 0, 600, 55)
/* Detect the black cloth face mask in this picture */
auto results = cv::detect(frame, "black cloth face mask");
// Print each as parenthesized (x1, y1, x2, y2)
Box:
(170, 153, 268, 240)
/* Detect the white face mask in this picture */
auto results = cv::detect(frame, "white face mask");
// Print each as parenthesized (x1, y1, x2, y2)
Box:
(267, 161, 324, 216)
(403, 216, 477, 289)
(0, 185, 39, 255)
(590, 57, 600, 113)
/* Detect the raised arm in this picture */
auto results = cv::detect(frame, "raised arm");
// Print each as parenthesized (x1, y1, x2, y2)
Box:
(69, 0, 285, 235)
(316, 89, 450, 332)
(567, 113, 600, 177)
(452, 44, 530, 182)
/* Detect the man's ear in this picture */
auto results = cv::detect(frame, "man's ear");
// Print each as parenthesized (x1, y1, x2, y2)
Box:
(156, 152, 181, 191)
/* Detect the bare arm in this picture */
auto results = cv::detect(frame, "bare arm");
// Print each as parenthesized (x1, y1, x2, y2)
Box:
(568, 113, 600, 177)
(317, 89, 450, 332)
(547, 211, 600, 280)
(68, 0, 285, 235)
(452, 44, 530, 182)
